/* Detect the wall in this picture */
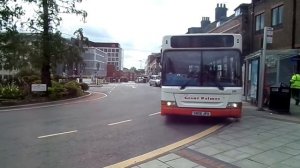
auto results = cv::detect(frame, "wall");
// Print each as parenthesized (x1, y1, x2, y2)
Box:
(252, 0, 294, 51)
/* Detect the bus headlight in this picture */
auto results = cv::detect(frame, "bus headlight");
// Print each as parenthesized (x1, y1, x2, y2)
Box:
(162, 101, 177, 107)
(226, 102, 242, 108)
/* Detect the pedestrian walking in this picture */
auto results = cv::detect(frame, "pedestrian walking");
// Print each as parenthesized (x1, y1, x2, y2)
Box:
(290, 71, 300, 105)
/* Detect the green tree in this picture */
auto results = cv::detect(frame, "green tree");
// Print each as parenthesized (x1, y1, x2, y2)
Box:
(0, 0, 24, 69)
(130, 67, 137, 72)
(0, 0, 24, 32)
(74, 28, 89, 48)
(26, 0, 87, 87)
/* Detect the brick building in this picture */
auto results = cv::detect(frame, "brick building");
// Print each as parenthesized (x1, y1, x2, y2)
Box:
(187, 1, 300, 105)
(244, 0, 300, 103)
(145, 53, 161, 76)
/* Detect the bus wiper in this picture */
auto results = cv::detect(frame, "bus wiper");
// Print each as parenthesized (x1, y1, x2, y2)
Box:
(214, 80, 224, 91)
(180, 79, 193, 90)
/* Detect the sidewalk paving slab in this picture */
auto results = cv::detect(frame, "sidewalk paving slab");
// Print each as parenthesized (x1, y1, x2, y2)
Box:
(131, 101, 300, 168)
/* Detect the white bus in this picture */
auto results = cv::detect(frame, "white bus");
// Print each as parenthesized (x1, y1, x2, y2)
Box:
(160, 34, 242, 118)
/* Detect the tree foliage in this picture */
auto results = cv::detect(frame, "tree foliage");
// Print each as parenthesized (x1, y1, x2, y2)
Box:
(0, 0, 24, 69)
(0, 0, 24, 32)
(1, 0, 87, 88)
(26, 0, 87, 87)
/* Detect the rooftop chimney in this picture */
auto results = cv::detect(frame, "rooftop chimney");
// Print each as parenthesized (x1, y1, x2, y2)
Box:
(215, 3, 227, 21)
(201, 17, 211, 28)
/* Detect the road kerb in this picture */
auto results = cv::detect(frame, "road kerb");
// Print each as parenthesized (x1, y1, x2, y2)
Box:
(0, 92, 92, 110)
(0, 92, 107, 112)
(104, 123, 224, 168)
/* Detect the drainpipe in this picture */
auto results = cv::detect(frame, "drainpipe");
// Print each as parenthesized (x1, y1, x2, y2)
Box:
(292, 0, 296, 49)
(292, 0, 300, 72)
(251, 3, 255, 52)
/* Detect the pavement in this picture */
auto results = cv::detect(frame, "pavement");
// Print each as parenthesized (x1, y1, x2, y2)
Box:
(124, 100, 300, 168)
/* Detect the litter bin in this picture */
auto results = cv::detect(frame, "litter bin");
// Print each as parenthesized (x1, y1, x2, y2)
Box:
(269, 83, 291, 113)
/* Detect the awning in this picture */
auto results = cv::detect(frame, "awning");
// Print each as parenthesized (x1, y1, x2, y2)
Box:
(245, 49, 300, 61)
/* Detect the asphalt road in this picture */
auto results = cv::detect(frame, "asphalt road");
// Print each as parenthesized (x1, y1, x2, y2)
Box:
(0, 83, 225, 168)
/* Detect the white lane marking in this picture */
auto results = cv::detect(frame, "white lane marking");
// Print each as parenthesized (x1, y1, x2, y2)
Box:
(38, 130, 78, 139)
(0, 93, 107, 112)
(131, 86, 136, 88)
(148, 112, 160, 116)
(108, 120, 132, 126)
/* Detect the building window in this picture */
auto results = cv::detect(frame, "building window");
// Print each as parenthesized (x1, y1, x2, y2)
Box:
(272, 5, 283, 27)
(104, 49, 107, 52)
(235, 8, 241, 16)
(255, 13, 265, 31)
(116, 49, 119, 52)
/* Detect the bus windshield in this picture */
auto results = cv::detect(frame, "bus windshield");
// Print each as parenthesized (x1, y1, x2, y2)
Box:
(162, 50, 242, 87)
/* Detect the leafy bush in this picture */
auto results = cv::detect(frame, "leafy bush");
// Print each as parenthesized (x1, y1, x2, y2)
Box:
(32, 80, 42, 84)
(0, 84, 23, 99)
(80, 83, 89, 91)
(64, 81, 82, 97)
(48, 82, 67, 100)
(16, 68, 40, 86)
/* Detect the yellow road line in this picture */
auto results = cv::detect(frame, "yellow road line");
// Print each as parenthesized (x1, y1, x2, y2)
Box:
(104, 124, 224, 168)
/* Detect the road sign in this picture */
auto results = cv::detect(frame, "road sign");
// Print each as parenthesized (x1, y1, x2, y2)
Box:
(266, 27, 273, 44)
(31, 84, 47, 92)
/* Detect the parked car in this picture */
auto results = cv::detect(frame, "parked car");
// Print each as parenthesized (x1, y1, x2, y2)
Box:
(135, 76, 148, 83)
(149, 75, 161, 87)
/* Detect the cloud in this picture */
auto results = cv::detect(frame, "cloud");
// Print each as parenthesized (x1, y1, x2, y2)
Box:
(82, 26, 112, 42)
(58, 0, 251, 68)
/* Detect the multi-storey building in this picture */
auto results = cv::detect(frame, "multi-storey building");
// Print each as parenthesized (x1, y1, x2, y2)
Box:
(187, 1, 300, 106)
(89, 42, 123, 71)
(145, 53, 161, 76)
(244, 0, 300, 103)
(82, 47, 107, 78)
(187, 3, 251, 57)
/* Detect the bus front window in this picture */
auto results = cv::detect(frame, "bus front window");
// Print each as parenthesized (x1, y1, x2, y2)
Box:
(163, 51, 201, 86)
(162, 50, 241, 87)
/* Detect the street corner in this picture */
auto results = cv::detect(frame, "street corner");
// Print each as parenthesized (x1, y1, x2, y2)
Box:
(105, 124, 225, 168)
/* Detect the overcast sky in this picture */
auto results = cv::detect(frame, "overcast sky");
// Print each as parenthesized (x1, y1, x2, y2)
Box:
(59, 0, 251, 69)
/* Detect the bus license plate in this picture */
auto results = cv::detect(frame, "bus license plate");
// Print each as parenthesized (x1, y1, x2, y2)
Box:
(192, 111, 211, 116)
